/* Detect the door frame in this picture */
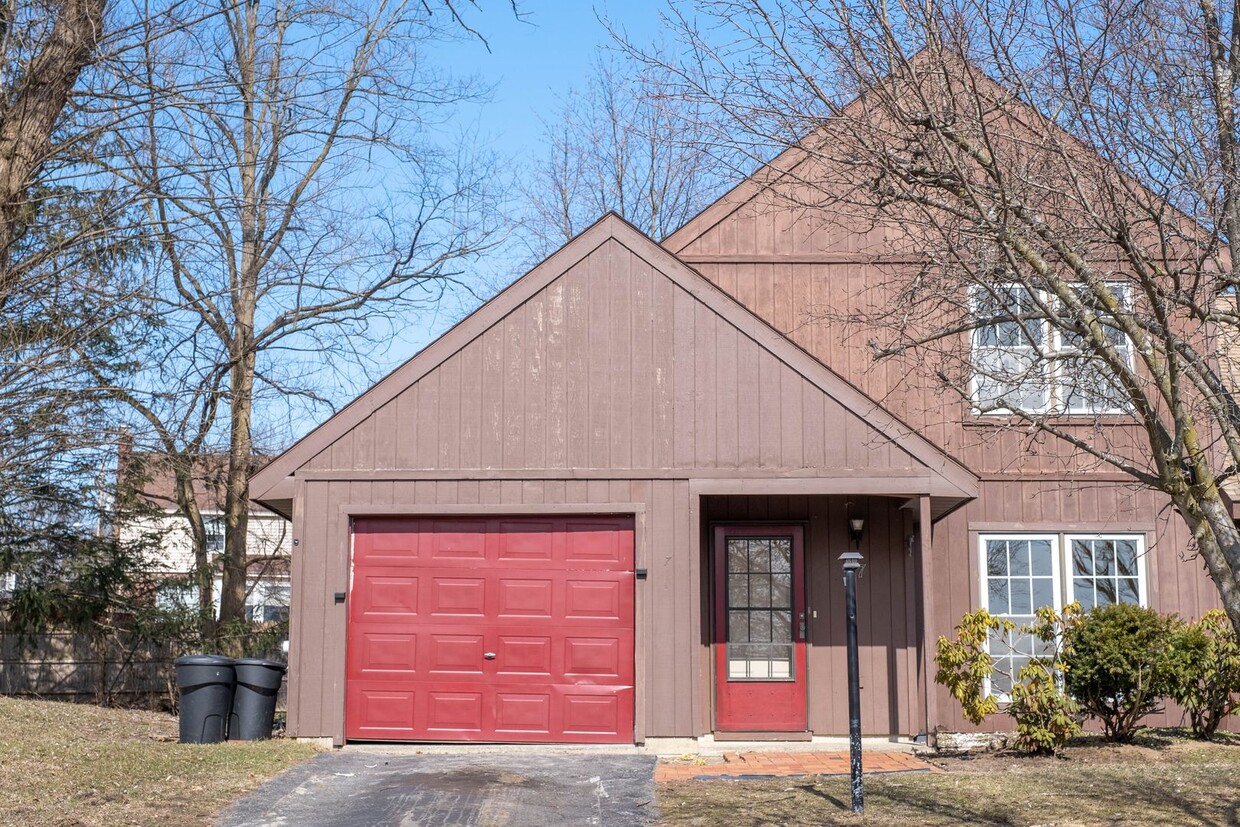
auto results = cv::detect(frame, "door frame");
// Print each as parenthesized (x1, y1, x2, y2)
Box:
(710, 522, 809, 733)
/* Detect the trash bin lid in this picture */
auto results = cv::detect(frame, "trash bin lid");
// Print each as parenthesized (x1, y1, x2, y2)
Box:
(175, 654, 236, 666)
(234, 657, 287, 672)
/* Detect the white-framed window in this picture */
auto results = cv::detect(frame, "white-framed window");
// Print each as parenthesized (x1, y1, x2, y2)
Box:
(204, 516, 225, 554)
(246, 580, 290, 624)
(155, 580, 200, 612)
(153, 577, 290, 623)
(978, 532, 1147, 697)
(971, 284, 1134, 415)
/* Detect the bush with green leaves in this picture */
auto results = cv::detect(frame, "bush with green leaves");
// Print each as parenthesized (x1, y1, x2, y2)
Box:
(1168, 610, 1240, 739)
(1062, 603, 1177, 743)
(935, 605, 1081, 754)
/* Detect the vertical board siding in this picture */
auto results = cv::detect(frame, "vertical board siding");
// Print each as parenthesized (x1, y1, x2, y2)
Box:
(292, 476, 707, 740)
(302, 238, 925, 477)
(701, 494, 921, 737)
(928, 480, 1222, 733)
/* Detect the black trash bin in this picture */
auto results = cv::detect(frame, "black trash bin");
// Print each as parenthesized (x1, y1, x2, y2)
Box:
(229, 659, 287, 741)
(174, 655, 236, 744)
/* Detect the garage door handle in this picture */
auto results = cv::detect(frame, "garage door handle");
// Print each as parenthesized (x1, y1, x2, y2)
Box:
(484, 652, 496, 660)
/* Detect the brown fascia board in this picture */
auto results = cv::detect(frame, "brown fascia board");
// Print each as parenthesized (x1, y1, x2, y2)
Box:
(253, 211, 977, 503)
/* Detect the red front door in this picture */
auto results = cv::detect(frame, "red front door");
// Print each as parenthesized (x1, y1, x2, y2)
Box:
(346, 516, 635, 743)
(713, 525, 807, 732)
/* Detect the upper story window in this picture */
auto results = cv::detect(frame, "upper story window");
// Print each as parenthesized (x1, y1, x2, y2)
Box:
(971, 284, 1134, 415)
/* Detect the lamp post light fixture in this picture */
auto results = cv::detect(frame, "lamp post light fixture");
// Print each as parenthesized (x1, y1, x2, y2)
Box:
(840, 549, 865, 814)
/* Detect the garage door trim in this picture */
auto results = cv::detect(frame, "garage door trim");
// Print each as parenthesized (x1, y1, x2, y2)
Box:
(344, 512, 639, 744)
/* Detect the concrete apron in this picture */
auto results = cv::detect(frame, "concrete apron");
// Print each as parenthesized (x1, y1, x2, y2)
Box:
(217, 751, 659, 827)
(325, 734, 918, 757)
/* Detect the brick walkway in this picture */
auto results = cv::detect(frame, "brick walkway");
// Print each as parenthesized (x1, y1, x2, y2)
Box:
(656, 750, 935, 781)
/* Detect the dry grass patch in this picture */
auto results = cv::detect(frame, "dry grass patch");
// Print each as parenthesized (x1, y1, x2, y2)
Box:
(0, 696, 318, 827)
(658, 732, 1240, 826)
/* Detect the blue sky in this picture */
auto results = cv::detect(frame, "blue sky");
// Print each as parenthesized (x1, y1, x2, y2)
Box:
(436, 2, 669, 159)
(351, 2, 672, 379)
(268, 2, 677, 443)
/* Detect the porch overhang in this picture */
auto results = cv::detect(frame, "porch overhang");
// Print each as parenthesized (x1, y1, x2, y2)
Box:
(688, 471, 972, 521)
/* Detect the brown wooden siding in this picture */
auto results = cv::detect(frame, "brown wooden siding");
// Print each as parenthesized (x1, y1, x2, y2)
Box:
(673, 199, 1161, 479)
(280, 225, 968, 741)
(288, 477, 709, 741)
(302, 239, 926, 478)
(288, 485, 929, 741)
(701, 495, 923, 737)
(928, 481, 1220, 732)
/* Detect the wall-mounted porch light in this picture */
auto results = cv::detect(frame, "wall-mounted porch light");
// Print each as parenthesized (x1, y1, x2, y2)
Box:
(848, 517, 865, 549)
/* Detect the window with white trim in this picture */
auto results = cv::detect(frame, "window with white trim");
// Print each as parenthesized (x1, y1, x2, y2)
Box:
(979, 532, 1146, 696)
(245, 580, 290, 624)
(205, 516, 225, 554)
(971, 284, 1134, 415)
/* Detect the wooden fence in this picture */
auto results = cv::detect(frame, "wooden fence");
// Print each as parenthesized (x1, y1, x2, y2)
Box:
(1, 625, 287, 711)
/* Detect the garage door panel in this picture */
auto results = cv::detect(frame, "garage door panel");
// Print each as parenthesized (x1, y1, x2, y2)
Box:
(563, 692, 627, 735)
(428, 634, 485, 674)
(356, 632, 418, 675)
(347, 516, 634, 744)
(351, 572, 419, 620)
(496, 521, 557, 562)
(349, 688, 416, 737)
(496, 578, 554, 617)
(353, 521, 420, 566)
(429, 577, 486, 615)
(564, 637, 622, 678)
(494, 692, 552, 734)
(425, 520, 488, 560)
(564, 521, 633, 567)
(495, 635, 553, 675)
(426, 691, 484, 732)
(564, 578, 629, 620)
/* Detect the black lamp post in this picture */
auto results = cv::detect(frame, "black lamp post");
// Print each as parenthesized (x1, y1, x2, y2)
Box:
(841, 517, 865, 814)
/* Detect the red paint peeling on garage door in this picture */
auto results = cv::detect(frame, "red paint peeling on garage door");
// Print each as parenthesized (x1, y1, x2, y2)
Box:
(345, 516, 635, 743)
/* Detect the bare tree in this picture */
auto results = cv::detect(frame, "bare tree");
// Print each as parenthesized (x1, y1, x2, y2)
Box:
(0, 0, 158, 570)
(625, 0, 1240, 635)
(103, 0, 508, 635)
(520, 54, 727, 257)
(0, 0, 106, 287)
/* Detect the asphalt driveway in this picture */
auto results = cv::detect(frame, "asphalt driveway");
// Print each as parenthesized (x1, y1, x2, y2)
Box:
(216, 750, 659, 827)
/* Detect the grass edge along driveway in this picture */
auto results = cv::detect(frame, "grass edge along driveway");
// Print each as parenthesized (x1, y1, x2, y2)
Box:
(657, 732, 1240, 826)
(0, 695, 319, 827)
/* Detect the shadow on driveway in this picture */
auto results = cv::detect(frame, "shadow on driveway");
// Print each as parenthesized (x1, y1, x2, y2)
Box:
(217, 750, 658, 827)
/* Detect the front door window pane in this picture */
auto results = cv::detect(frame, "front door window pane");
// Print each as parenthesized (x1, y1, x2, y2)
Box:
(726, 536, 795, 681)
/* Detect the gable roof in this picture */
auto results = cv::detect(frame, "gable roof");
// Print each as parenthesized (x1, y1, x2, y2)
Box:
(251, 212, 978, 511)
(667, 48, 1218, 258)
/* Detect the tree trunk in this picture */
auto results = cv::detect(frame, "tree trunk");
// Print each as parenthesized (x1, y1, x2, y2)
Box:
(1182, 487, 1240, 641)
(219, 350, 255, 636)
(173, 469, 215, 642)
(0, 0, 106, 290)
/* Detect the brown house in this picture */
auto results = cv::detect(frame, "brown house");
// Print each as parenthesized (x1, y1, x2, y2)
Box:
(251, 152, 1224, 745)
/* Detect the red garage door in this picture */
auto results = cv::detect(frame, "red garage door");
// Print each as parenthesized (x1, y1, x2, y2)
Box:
(345, 516, 635, 743)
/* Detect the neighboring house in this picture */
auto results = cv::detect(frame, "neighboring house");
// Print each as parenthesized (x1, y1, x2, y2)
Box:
(250, 123, 1229, 748)
(120, 451, 292, 624)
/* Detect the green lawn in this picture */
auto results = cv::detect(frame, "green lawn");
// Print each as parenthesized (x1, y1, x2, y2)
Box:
(658, 733, 1240, 826)
(0, 696, 318, 827)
